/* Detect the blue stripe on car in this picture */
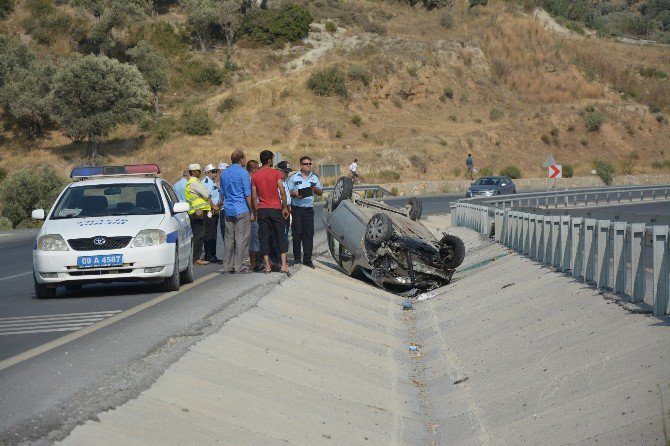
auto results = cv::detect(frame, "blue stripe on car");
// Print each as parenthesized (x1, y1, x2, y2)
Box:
(166, 231, 178, 243)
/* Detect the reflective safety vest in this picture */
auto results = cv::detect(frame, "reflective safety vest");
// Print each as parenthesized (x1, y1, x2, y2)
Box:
(184, 177, 211, 215)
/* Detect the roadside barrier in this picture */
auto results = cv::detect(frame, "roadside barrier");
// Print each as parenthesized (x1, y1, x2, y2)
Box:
(451, 199, 670, 316)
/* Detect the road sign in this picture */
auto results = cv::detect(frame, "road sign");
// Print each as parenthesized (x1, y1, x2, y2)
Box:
(543, 154, 557, 168)
(549, 164, 562, 179)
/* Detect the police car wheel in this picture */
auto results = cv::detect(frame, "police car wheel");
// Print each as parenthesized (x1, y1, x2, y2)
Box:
(34, 273, 57, 299)
(180, 245, 194, 284)
(162, 250, 181, 292)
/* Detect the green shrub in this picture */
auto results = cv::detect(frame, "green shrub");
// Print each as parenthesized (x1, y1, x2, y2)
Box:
(325, 20, 337, 33)
(648, 103, 661, 113)
(565, 21, 585, 35)
(440, 12, 454, 29)
(390, 187, 399, 196)
(145, 22, 188, 56)
(190, 62, 227, 87)
(651, 160, 670, 169)
(499, 165, 522, 179)
(348, 64, 371, 86)
(407, 66, 418, 77)
(489, 108, 502, 121)
(541, 134, 551, 144)
(307, 66, 348, 98)
(351, 114, 362, 126)
(0, 166, 66, 227)
(450, 166, 461, 177)
(656, 114, 667, 124)
(584, 111, 605, 132)
(469, 0, 488, 8)
(584, 104, 595, 113)
(409, 154, 428, 172)
(240, 3, 312, 44)
(442, 87, 454, 101)
(0, 166, 6, 183)
(479, 167, 493, 176)
(218, 96, 241, 113)
(377, 170, 400, 181)
(16, 218, 42, 229)
(0, 216, 12, 230)
(449, 114, 457, 122)
(562, 163, 574, 178)
(593, 159, 615, 185)
(181, 109, 213, 135)
(639, 67, 668, 79)
(0, 0, 14, 19)
(154, 117, 177, 143)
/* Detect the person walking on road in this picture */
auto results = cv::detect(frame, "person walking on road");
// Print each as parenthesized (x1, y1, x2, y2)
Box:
(220, 150, 254, 274)
(202, 164, 223, 264)
(466, 153, 475, 180)
(184, 164, 212, 266)
(349, 159, 360, 184)
(288, 156, 322, 268)
(251, 150, 290, 275)
(173, 170, 189, 202)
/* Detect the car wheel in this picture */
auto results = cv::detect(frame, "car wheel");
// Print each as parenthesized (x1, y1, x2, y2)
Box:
(365, 213, 394, 247)
(34, 273, 57, 299)
(332, 176, 353, 210)
(180, 244, 194, 284)
(439, 234, 466, 269)
(407, 197, 423, 221)
(163, 249, 181, 292)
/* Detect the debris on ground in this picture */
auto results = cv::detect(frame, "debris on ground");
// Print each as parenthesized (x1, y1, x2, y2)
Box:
(402, 300, 413, 310)
(453, 376, 469, 385)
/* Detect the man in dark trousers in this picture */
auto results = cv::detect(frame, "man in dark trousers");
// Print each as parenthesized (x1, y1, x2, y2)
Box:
(288, 156, 322, 268)
(251, 150, 290, 275)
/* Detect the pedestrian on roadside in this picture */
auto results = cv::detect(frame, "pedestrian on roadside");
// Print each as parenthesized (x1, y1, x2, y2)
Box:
(288, 156, 322, 268)
(184, 164, 212, 266)
(173, 170, 189, 202)
(466, 153, 475, 180)
(217, 162, 228, 250)
(220, 150, 254, 274)
(202, 163, 223, 264)
(246, 159, 261, 272)
(268, 161, 293, 266)
(349, 158, 360, 184)
(251, 150, 290, 275)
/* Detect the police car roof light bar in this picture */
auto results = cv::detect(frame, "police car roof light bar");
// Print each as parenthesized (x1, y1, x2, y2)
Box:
(70, 164, 161, 179)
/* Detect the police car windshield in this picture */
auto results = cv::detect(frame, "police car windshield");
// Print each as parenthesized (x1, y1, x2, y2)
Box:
(51, 183, 164, 219)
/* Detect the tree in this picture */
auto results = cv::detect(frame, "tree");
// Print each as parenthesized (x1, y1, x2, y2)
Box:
(88, 0, 150, 54)
(0, 61, 56, 138)
(0, 37, 36, 89)
(127, 40, 169, 114)
(0, 166, 66, 228)
(50, 54, 149, 159)
(182, 0, 217, 51)
(215, 0, 243, 61)
(0, 0, 15, 19)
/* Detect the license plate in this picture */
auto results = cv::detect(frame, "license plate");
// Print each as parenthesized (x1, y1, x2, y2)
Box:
(77, 254, 123, 269)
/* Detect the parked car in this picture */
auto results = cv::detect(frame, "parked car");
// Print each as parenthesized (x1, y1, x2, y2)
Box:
(323, 177, 465, 294)
(466, 176, 516, 198)
(31, 164, 194, 298)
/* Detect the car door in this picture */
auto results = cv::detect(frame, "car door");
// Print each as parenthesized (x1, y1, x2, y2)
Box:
(162, 181, 191, 266)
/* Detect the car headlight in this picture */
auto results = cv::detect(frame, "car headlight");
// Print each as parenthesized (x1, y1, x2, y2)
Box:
(38, 234, 69, 251)
(130, 229, 166, 248)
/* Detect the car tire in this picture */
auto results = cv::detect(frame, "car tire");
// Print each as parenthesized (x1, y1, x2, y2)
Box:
(365, 213, 394, 247)
(439, 234, 466, 269)
(180, 245, 194, 284)
(163, 250, 181, 292)
(332, 176, 353, 210)
(407, 197, 423, 221)
(34, 273, 57, 299)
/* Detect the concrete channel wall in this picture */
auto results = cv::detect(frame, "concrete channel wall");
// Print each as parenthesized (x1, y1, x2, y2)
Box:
(59, 216, 670, 445)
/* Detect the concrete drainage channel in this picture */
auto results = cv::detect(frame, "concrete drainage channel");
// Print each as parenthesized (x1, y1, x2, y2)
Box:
(56, 214, 670, 445)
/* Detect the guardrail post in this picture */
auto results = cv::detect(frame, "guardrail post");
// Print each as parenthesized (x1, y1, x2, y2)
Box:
(542, 216, 552, 264)
(523, 213, 531, 255)
(535, 214, 544, 260)
(551, 216, 561, 267)
(652, 225, 669, 316)
(559, 216, 570, 272)
(529, 214, 537, 259)
(596, 220, 610, 289)
(571, 218, 584, 278)
(612, 222, 626, 294)
(451, 204, 458, 227)
(509, 212, 517, 250)
(504, 210, 511, 247)
(584, 219, 597, 283)
(630, 223, 646, 302)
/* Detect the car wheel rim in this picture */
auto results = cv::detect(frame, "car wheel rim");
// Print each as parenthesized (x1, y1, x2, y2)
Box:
(334, 180, 343, 201)
(366, 217, 384, 241)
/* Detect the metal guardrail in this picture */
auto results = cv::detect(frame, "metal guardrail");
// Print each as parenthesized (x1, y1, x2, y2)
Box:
(322, 184, 393, 198)
(466, 185, 670, 210)
(451, 199, 670, 317)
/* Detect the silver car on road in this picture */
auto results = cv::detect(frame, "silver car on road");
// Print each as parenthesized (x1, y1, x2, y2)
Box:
(322, 177, 465, 294)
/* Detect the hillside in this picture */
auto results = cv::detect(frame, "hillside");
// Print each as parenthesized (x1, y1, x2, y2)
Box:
(1, 0, 669, 186)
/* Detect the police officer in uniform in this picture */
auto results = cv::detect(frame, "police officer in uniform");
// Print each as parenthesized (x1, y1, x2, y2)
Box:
(288, 156, 322, 268)
(202, 163, 223, 264)
(184, 163, 212, 266)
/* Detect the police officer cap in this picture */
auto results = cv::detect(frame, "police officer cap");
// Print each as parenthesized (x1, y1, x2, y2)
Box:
(204, 163, 217, 173)
(188, 163, 201, 171)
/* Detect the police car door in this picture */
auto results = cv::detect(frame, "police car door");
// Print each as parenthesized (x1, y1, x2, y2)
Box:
(161, 181, 191, 266)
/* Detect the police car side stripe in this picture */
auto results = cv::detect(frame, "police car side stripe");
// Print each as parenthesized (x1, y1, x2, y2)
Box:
(166, 231, 178, 243)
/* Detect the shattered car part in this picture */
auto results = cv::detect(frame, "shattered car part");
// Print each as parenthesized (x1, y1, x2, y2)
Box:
(322, 177, 465, 294)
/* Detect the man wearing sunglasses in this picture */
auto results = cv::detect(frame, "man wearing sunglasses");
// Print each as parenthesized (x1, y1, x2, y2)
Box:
(288, 156, 322, 268)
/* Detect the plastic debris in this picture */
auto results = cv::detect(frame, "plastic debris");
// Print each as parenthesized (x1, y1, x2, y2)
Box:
(401, 300, 413, 310)
(409, 345, 419, 352)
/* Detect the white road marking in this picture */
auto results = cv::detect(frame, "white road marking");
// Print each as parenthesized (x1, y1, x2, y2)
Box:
(0, 311, 122, 336)
(0, 271, 32, 282)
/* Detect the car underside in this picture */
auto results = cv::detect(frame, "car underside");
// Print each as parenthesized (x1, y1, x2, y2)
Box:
(323, 177, 465, 295)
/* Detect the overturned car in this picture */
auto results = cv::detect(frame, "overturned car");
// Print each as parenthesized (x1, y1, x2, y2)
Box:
(322, 177, 465, 294)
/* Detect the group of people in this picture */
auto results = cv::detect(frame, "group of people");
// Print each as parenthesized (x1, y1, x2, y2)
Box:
(173, 150, 322, 275)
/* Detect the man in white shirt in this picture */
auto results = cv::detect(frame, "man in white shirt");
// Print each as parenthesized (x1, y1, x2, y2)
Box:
(349, 159, 360, 183)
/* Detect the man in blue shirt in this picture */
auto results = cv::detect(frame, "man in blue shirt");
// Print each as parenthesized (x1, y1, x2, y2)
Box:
(173, 170, 189, 202)
(220, 150, 254, 274)
(288, 156, 322, 268)
(202, 163, 223, 264)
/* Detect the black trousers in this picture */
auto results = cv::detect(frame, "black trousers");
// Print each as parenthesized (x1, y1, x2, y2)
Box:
(190, 213, 207, 260)
(291, 206, 314, 262)
(258, 208, 288, 257)
(204, 213, 219, 260)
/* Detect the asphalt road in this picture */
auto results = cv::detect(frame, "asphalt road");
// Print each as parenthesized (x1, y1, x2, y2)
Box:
(0, 192, 666, 443)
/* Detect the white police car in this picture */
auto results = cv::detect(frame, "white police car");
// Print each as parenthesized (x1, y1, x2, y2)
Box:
(31, 164, 194, 298)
